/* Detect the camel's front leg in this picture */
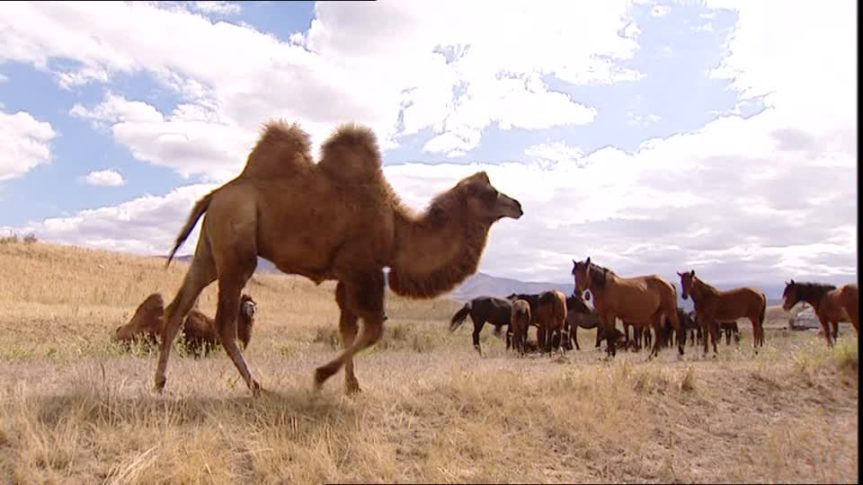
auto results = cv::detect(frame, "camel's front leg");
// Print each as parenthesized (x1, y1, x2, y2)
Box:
(315, 272, 385, 393)
(333, 282, 362, 394)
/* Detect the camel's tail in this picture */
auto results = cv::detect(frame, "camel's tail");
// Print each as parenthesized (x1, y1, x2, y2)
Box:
(165, 191, 215, 268)
(449, 302, 472, 332)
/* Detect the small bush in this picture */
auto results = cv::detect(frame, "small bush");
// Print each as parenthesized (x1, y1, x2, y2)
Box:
(23, 232, 37, 244)
(0, 233, 18, 244)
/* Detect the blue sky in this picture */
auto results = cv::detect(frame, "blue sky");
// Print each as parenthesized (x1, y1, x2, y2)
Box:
(0, 0, 856, 289)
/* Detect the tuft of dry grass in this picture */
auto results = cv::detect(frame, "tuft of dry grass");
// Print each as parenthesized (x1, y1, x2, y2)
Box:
(0, 242, 858, 483)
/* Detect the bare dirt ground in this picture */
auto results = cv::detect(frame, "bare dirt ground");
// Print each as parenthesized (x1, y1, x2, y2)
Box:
(0, 242, 858, 484)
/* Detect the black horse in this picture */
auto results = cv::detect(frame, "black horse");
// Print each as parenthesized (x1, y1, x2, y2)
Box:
(449, 296, 513, 354)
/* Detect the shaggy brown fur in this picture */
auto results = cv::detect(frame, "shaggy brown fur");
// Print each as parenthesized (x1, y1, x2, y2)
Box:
(182, 295, 257, 356)
(782, 280, 859, 347)
(157, 121, 523, 395)
(509, 299, 531, 356)
(678, 270, 767, 353)
(572, 258, 683, 359)
(113, 293, 164, 346)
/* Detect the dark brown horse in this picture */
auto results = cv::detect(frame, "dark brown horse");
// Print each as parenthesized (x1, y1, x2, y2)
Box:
(678, 270, 766, 354)
(719, 320, 740, 345)
(449, 296, 513, 355)
(509, 299, 531, 356)
(507, 291, 568, 354)
(572, 258, 683, 358)
(563, 293, 605, 350)
(782, 280, 859, 347)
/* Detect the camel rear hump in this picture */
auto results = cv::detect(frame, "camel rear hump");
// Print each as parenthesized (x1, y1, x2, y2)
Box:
(318, 123, 383, 183)
(240, 120, 315, 180)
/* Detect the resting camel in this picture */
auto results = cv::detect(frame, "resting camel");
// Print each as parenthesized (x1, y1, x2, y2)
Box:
(508, 299, 531, 356)
(678, 270, 766, 354)
(158, 121, 523, 395)
(113, 293, 257, 355)
(182, 295, 257, 356)
(782, 280, 859, 347)
(113, 293, 164, 347)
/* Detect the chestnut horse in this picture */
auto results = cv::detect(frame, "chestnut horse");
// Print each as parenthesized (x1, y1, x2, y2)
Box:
(572, 258, 683, 358)
(782, 280, 859, 347)
(678, 270, 766, 354)
(507, 291, 568, 355)
(509, 299, 531, 356)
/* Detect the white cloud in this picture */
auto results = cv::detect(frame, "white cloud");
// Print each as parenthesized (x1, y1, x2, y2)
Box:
(651, 5, 671, 17)
(0, 1, 643, 164)
(192, 1, 241, 16)
(83, 169, 125, 187)
(4, 184, 217, 255)
(0, 110, 55, 182)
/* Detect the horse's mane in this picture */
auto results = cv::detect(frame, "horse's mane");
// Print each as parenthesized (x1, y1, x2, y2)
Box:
(789, 281, 837, 304)
(588, 262, 615, 289)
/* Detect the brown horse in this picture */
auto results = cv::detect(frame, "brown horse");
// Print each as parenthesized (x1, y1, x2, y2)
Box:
(508, 291, 568, 354)
(719, 320, 740, 345)
(563, 293, 604, 350)
(782, 280, 859, 347)
(678, 270, 766, 354)
(572, 258, 683, 358)
(509, 299, 531, 356)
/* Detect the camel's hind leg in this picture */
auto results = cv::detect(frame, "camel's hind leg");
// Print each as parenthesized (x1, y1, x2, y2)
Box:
(212, 255, 260, 394)
(155, 236, 217, 392)
(314, 271, 386, 392)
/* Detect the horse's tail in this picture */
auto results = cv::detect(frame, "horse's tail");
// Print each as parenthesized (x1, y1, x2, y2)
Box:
(759, 297, 767, 325)
(449, 302, 472, 332)
(165, 190, 215, 268)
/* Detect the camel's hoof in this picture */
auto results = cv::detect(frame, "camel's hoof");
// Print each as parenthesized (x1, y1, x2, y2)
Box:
(154, 376, 166, 393)
(250, 380, 263, 397)
(346, 381, 362, 395)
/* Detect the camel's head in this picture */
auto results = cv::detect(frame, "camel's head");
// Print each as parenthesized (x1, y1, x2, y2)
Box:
(457, 171, 523, 222)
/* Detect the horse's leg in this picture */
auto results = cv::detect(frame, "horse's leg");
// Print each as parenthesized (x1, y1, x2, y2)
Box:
(816, 314, 834, 348)
(314, 271, 386, 391)
(831, 320, 839, 341)
(573, 324, 580, 351)
(155, 236, 217, 393)
(334, 282, 361, 394)
(604, 315, 617, 358)
(623, 322, 631, 348)
(472, 317, 484, 356)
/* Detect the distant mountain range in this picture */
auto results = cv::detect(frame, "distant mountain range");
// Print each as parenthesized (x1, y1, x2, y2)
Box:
(166, 256, 793, 307)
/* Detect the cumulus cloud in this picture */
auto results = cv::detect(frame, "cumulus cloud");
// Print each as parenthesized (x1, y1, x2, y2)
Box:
(0, 0, 642, 163)
(82, 169, 125, 187)
(0, 110, 55, 182)
(0, 1, 856, 290)
(191, 1, 241, 16)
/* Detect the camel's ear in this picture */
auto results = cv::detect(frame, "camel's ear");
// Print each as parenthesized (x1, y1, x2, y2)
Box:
(475, 171, 490, 183)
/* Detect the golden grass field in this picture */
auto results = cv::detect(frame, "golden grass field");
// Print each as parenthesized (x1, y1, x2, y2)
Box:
(0, 241, 858, 484)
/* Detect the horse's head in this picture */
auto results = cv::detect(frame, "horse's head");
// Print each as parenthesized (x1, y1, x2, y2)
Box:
(456, 171, 523, 222)
(571, 257, 592, 299)
(781, 279, 800, 311)
(677, 270, 695, 300)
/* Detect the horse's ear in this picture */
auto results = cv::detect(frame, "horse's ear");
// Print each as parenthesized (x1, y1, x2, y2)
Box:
(690, 270, 695, 277)
(790, 279, 795, 285)
(586, 256, 591, 265)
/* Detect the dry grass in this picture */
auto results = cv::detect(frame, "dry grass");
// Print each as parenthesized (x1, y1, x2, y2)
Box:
(0, 242, 858, 483)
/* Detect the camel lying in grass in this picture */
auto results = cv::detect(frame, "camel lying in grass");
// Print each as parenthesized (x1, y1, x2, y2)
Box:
(113, 293, 257, 356)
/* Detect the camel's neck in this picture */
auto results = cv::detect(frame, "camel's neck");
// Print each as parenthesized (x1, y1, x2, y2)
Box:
(388, 207, 492, 298)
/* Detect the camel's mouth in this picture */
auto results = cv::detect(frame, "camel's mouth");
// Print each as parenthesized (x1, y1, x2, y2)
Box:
(497, 195, 523, 220)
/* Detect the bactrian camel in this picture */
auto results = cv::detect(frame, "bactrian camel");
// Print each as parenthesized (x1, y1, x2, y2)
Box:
(157, 120, 523, 395)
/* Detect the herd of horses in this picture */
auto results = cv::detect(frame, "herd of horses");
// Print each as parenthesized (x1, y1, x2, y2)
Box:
(451, 259, 859, 358)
